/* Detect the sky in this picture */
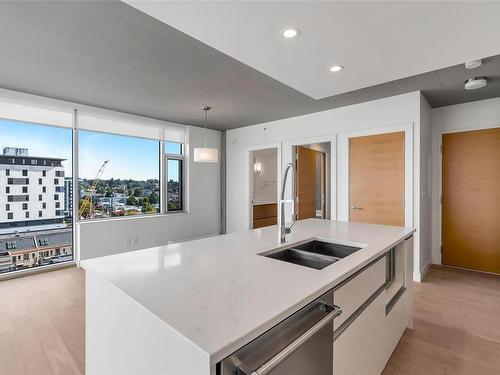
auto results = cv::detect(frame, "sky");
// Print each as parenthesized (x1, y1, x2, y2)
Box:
(0, 119, 175, 181)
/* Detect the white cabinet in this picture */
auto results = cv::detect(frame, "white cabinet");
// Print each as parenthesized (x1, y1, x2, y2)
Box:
(333, 292, 387, 375)
(333, 236, 414, 375)
(334, 257, 387, 329)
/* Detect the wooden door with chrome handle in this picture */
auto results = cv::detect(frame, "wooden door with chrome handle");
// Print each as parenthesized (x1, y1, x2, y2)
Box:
(349, 132, 405, 226)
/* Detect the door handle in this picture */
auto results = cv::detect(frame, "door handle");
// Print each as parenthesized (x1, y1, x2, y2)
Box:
(244, 304, 342, 375)
(351, 206, 362, 211)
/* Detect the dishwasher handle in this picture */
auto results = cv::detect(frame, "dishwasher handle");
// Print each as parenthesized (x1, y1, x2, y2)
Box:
(244, 304, 342, 375)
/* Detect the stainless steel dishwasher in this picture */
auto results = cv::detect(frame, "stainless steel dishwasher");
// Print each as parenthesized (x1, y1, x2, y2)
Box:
(218, 290, 341, 375)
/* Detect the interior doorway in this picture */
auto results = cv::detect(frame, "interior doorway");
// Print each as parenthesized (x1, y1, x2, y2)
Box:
(441, 128, 500, 274)
(250, 147, 278, 229)
(294, 143, 330, 220)
(349, 131, 405, 226)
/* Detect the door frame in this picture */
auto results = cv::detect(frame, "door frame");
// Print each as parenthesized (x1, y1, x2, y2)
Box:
(284, 135, 337, 221)
(338, 123, 414, 227)
(247, 142, 281, 230)
(436, 126, 500, 265)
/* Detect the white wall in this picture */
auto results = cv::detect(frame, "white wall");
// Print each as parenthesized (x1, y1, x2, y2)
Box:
(418, 93, 432, 277)
(430, 97, 500, 264)
(78, 126, 221, 260)
(226, 91, 427, 280)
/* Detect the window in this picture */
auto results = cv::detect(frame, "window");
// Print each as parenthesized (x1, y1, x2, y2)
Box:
(165, 141, 182, 155)
(5, 169, 9, 176)
(39, 237, 49, 246)
(54, 178, 59, 185)
(6, 241, 16, 250)
(0, 117, 73, 274)
(167, 159, 183, 211)
(165, 142, 184, 212)
(78, 130, 160, 219)
(54, 194, 59, 201)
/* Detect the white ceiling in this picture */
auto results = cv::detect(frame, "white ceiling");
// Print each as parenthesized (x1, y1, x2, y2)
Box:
(125, 1, 500, 100)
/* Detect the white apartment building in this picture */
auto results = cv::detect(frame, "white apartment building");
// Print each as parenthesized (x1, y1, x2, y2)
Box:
(0, 147, 66, 234)
(64, 177, 73, 218)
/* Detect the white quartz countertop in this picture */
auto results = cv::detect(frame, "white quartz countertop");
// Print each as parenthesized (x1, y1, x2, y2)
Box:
(81, 219, 414, 365)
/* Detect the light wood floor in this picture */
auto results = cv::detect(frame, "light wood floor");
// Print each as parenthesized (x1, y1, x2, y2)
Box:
(0, 265, 499, 375)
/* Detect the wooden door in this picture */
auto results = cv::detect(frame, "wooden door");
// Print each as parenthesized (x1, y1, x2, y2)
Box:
(349, 132, 405, 226)
(296, 146, 317, 220)
(442, 128, 500, 274)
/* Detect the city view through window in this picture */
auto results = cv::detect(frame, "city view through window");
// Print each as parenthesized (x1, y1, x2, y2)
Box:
(0, 119, 73, 274)
(0, 119, 184, 275)
(78, 130, 161, 219)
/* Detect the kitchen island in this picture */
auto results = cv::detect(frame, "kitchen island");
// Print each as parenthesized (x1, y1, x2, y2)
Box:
(81, 219, 415, 375)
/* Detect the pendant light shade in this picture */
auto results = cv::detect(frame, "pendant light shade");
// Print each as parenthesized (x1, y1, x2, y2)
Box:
(194, 106, 219, 163)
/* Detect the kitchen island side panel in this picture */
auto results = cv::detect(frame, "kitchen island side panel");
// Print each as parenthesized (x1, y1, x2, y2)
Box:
(86, 271, 210, 375)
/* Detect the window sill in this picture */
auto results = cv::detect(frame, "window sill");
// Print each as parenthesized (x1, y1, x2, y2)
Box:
(77, 210, 190, 225)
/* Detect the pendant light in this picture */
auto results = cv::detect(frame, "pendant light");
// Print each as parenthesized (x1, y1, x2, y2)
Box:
(194, 106, 219, 163)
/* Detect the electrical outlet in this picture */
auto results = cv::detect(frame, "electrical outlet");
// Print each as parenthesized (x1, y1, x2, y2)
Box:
(133, 237, 138, 245)
(126, 238, 132, 246)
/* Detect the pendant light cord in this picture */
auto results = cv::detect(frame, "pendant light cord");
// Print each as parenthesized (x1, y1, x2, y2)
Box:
(202, 105, 211, 148)
(204, 108, 208, 148)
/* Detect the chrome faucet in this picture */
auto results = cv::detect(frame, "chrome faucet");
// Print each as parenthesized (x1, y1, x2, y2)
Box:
(279, 163, 296, 243)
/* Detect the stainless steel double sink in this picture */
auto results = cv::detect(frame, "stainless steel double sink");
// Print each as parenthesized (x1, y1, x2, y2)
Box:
(262, 240, 362, 270)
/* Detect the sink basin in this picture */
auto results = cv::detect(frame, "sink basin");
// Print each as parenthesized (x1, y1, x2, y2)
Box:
(263, 240, 362, 270)
(293, 240, 361, 259)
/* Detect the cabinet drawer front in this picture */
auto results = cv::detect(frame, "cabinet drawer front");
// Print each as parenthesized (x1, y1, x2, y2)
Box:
(333, 292, 388, 375)
(334, 257, 386, 330)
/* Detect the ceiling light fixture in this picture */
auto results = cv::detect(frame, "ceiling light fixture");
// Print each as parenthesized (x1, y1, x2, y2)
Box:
(281, 28, 299, 39)
(464, 77, 487, 90)
(465, 60, 482, 69)
(193, 106, 218, 163)
(329, 65, 344, 73)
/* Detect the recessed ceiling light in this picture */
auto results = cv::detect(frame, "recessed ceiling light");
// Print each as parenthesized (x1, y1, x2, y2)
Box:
(465, 60, 482, 69)
(281, 28, 299, 39)
(329, 65, 344, 73)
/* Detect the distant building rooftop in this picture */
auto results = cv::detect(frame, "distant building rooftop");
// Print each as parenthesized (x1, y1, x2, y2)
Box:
(1, 147, 66, 164)
(0, 228, 72, 254)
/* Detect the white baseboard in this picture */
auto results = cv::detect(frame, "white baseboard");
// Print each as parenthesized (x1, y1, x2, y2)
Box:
(421, 261, 432, 279)
(413, 261, 432, 282)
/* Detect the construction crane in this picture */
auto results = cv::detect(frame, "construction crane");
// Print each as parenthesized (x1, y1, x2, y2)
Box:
(79, 160, 109, 219)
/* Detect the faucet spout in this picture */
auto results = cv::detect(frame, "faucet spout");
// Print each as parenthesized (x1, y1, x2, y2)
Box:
(279, 163, 296, 243)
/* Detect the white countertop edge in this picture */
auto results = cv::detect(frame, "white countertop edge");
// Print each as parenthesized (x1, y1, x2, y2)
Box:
(84, 266, 212, 360)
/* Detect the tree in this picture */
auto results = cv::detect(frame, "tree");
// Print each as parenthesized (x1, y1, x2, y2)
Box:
(148, 191, 159, 205)
(127, 195, 137, 206)
(105, 190, 113, 198)
(133, 188, 142, 197)
(141, 197, 154, 213)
